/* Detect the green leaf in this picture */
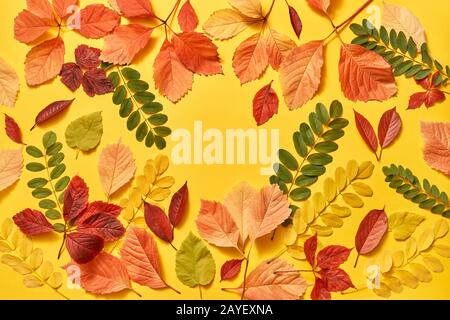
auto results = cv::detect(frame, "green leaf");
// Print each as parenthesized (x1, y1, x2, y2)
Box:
(352, 36, 369, 45)
(421, 43, 433, 66)
(407, 38, 417, 58)
(322, 129, 344, 141)
(329, 118, 349, 129)
(176, 232, 215, 288)
(26, 163, 45, 172)
(53, 223, 65, 233)
(155, 136, 167, 150)
(301, 164, 325, 177)
(127, 80, 149, 92)
(330, 100, 343, 118)
(46, 210, 61, 220)
(108, 72, 120, 87)
(154, 127, 172, 137)
(42, 132, 57, 149)
(50, 164, 66, 180)
(290, 187, 311, 201)
(120, 99, 133, 118)
(32, 188, 52, 199)
(134, 92, 155, 104)
(121, 68, 140, 81)
(309, 113, 323, 136)
(380, 26, 389, 45)
(136, 122, 148, 142)
(397, 32, 407, 53)
(394, 61, 413, 76)
(145, 131, 155, 148)
(39, 199, 56, 209)
(27, 178, 48, 189)
(279, 149, 298, 171)
(434, 60, 443, 71)
(275, 163, 293, 183)
(295, 175, 318, 187)
(299, 124, 314, 146)
(65, 112, 103, 153)
(127, 111, 141, 131)
(307, 153, 333, 166)
(315, 103, 329, 123)
(149, 114, 168, 126)
(142, 102, 163, 114)
(415, 69, 432, 80)
(54, 176, 70, 192)
(46, 142, 62, 156)
(26, 146, 43, 158)
(48, 153, 64, 167)
(405, 65, 422, 78)
(113, 86, 127, 105)
(389, 29, 398, 49)
(293, 132, 308, 157)
(350, 24, 367, 36)
(315, 141, 338, 153)
(389, 56, 404, 67)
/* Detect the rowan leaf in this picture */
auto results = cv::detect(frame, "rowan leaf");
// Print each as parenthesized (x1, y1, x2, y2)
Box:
(220, 259, 244, 281)
(420, 122, 450, 177)
(65, 111, 103, 153)
(77, 4, 120, 39)
(203, 9, 257, 40)
(178, 0, 198, 32)
(253, 81, 279, 126)
(0, 149, 23, 192)
(0, 58, 20, 108)
(355, 209, 388, 265)
(13, 209, 53, 235)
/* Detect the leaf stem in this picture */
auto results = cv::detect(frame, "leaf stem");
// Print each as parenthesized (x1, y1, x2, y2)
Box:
(354, 253, 360, 268)
(130, 287, 142, 298)
(169, 242, 178, 251)
(57, 231, 67, 260)
(240, 245, 253, 300)
(198, 285, 203, 300)
(264, 0, 276, 20)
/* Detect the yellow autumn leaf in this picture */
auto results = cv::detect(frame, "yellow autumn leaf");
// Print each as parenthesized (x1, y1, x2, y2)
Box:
(121, 202, 135, 221)
(433, 220, 449, 239)
(203, 9, 258, 40)
(379, 252, 393, 273)
(422, 254, 444, 273)
(373, 282, 391, 298)
(0, 149, 23, 193)
(18, 237, 33, 259)
(229, 0, 263, 19)
(311, 225, 333, 236)
(432, 245, 450, 258)
(1, 253, 21, 266)
(389, 212, 424, 240)
(383, 276, 403, 293)
(136, 175, 149, 195)
(409, 263, 432, 282)
(10, 229, 22, 248)
(13, 262, 33, 275)
(129, 187, 142, 207)
(405, 238, 417, 259)
(335, 167, 347, 191)
(323, 178, 337, 202)
(351, 182, 373, 197)
(40, 261, 53, 280)
(0, 241, 12, 253)
(154, 155, 169, 175)
(312, 193, 326, 213)
(0, 218, 13, 239)
(330, 204, 351, 218)
(132, 216, 148, 229)
(48, 272, 63, 289)
(0, 57, 20, 107)
(392, 251, 405, 267)
(418, 229, 435, 252)
(346, 160, 359, 181)
(29, 248, 43, 270)
(287, 245, 306, 260)
(292, 209, 307, 235)
(320, 214, 343, 228)
(283, 225, 297, 246)
(149, 188, 171, 201)
(342, 193, 363, 208)
(23, 275, 43, 288)
(155, 176, 175, 189)
(395, 270, 419, 289)
(301, 201, 315, 224)
(144, 162, 157, 184)
(357, 161, 374, 179)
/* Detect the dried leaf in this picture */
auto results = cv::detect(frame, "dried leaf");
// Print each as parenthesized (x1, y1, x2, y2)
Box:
(144, 202, 173, 243)
(169, 182, 189, 227)
(63, 176, 89, 222)
(203, 9, 257, 40)
(433, 220, 449, 239)
(420, 122, 450, 177)
(13, 209, 53, 235)
(266, 28, 296, 70)
(31, 99, 75, 130)
(388, 212, 424, 241)
(82, 69, 114, 97)
(355, 209, 388, 264)
(0, 149, 23, 192)
(77, 4, 120, 39)
(53, 0, 77, 19)
(4, 114, 23, 145)
(253, 81, 279, 126)
(60, 63, 83, 91)
(77, 213, 125, 241)
(116, 0, 153, 18)
(66, 232, 104, 264)
(75, 45, 101, 69)
(320, 268, 355, 292)
(14, 10, 52, 44)
(422, 254, 444, 273)
(178, 0, 198, 32)
(354, 110, 378, 153)
(229, 0, 263, 19)
(307, 0, 330, 14)
(417, 229, 435, 252)
(0, 58, 20, 108)
(287, 5, 302, 39)
(27, 0, 54, 20)
(378, 107, 402, 149)
(316, 245, 352, 269)
(220, 259, 244, 281)
(65, 111, 103, 153)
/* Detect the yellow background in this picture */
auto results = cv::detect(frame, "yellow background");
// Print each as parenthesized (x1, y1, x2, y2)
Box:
(0, 0, 449, 300)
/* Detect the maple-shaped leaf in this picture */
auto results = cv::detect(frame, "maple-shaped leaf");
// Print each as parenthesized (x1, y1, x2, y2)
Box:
(14, 10, 53, 44)
(116, 0, 153, 19)
(25, 37, 65, 86)
(316, 245, 352, 269)
(319, 268, 355, 292)
(0, 149, 23, 192)
(307, 0, 330, 14)
(0, 57, 20, 108)
(339, 44, 397, 102)
(253, 81, 279, 126)
(266, 28, 296, 71)
(120, 226, 169, 290)
(248, 184, 291, 242)
(153, 40, 193, 103)
(221, 259, 244, 281)
(232, 32, 268, 84)
(66, 232, 104, 264)
(311, 277, 331, 300)
(53, 0, 77, 19)
(63, 176, 89, 222)
(354, 110, 378, 154)
(67, 252, 131, 294)
(279, 40, 324, 110)
(172, 32, 223, 76)
(144, 202, 174, 243)
(420, 122, 450, 177)
(4, 114, 23, 145)
(169, 182, 189, 227)
(304, 234, 318, 267)
(60, 63, 83, 91)
(77, 201, 122, 224)
(196, 200, 240, 250)
(98, 141, 136, 199)
(13, 209, 53, 235)
(378, 107, 402, 149)
(101, 24, 153, 65)
(203, 9, 258, 41)
(229, 258, 308, 300)
(27, 0, 55, 20)
(75, 45, 101, 69)
(82, 68, 115, 97)
(178, 0, 199, 32)
(77, 4, 120, 39)
(229, 0, 263, 19)
(77, 213, 125, 241)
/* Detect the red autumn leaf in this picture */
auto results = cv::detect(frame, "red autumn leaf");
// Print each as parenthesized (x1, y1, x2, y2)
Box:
(169, 182, 189, 227)
(220, 259, 244, 281)
(14, 10, 52, 44)
(25, 36, 65, 86)
(60, 63, 83, 91)
(354, 110, 378, 154)
(27, 0, 55, 21)
(253, 81, 279, 126)
(288, 5, 302, 39)
(31, 99, 75, 130)
(355, 209, 388, 267)
(319, 268, 355, 292)
(4, 114, 23, 144)
(316, 245, 352, 270)
(339, 44, 397, 102)
(172, 32, 223, 76)
(153, 40, 193, 103)
(311, 277, 331, 300)
(304, 234, 318, 267)
(144, 202, 174, 243)
(63, 176, 89, 223)
(66, 232, 104, 264)
(77, 213, 125, 241)
(116, 0, 153, 19)
(100, 24, 153, 65)
(178, 0, 199, 33)
(82, 68, 115, 97)
(378, 107, 402, 149)
(77, 4, 120, 39)
(53, 0, 78, 19)
(13, 209, 53, 235)
(408, 74, 445, 109)
(75, 45, 101, 69)
(77, 201, 122, 224)
(307, 0, 330, 14)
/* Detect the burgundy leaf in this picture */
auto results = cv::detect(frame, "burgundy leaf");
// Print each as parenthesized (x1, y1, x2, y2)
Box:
(320, 268, 355, 292)
(31, 99, 75, 131)
(144, 202, 174, 243)
(304, 234, 318, 268)
(75, 45, 101, 69)
(169, 182, 189, 227)
(4, 114, 23, 144)
(78, 213, 125, 241)
(354, 110, 378, 153)
(66, 232, 104, 264)
(253, 81, 279, 126)
(378, 107, 402, 149)
(316, 245, 352, 270)
(63, 176, 89, 223)
(288, 5, 302, 39)
(60, 63, 83, 91)
(220, 259, 244, 281)
(76, 201, 122, 224)
(13, 209, 53, 235)
(82, 68, 114, 97)
(408, 90, 445, 109)
(311, 277, 331, 300)
(178, 0, 198, 33)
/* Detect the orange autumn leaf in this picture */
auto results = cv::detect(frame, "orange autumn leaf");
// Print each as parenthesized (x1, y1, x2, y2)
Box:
(307, 0, 330, 14)
(14, 10, 52, 44)
(120, 226, 169, 290)
(232, 32, 269, 84)
(339, 44, 397, 102)
(52, 0, 77, 19)
(196, 200, 241, 250)
(229, 0, 263, 19)
(25, 37, 65, 86)
(247, 184, 291, 242)
(153, 40, 193, 103)
(228, 258, 308, 300)
(77, 4, 120, 39)
(116, 0, 153, 19)
(27, 0, 55, 20)
(279, 40, 324, 110)
(98, 141, 137, 199)
(0, 149, 23, 192)
(172, 32, 223, 76)
(178, 0, 199, 32)
(421, 122, 450, 177)
(266, 28, 296, 70)
(101, 24, 153, 65)
(0, 58, 20, 108)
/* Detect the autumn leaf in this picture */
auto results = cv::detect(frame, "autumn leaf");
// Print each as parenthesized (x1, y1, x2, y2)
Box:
(31, 99, 75, 130)
(266, 28, 296, 70)
(203, 9, 258, 41)
(316, 245, 352, 269)
(53, 0, 77, 19)
(0, 58, 20, 108)
(153, 40, 193, 103)
(339, 44, 397, 102)
(304, 234, 318, 267)
(98, 141, 137, 199)
(279, 41, 324, 110)
(63, 176, 89, 222)
(354, 110, 378, 154)
(408, 74, 445, 109)
(311, 277, 330, 300)
(77, 4, 120, 39)
(232, 32, 268, 84)
(14, 10, 52, 44)
(75, 45, 101, 69)
(221, 259, 244, 281)
(27, 0, 55, 20)
(420, 122, 450, 177)
(0, 149, 23, 192)
(67, 252, 131, 294)
(229, 0, 263, 19)
(60, 63, 83, 91)
(178, 0, 199, 33)
(287, 4, 302, 39)
(196, 200, 240, 250)
(253, 81, 279, 126)
(144, 202, 174, 244)
(169, 182, 189, 227)
(4, 114, 23, 145)
(101, 24, 153, 65)
(77, 214, 125, 241)
(227, 258, 307, 300)
(355, 209, 388, 267)
(307, 0, 330, 14)
(319, 268, 354, 292)
(247, 184, 291, 242)
(82, 69, 115, 97)
(13, 209, 53, 235)
(120, 226, 170, 290)
(66, 232, 105, 264)
(77, 201, 122, 224)
(25, 37, 65, 86)
(116, 0, 153, 19)
(378, 107, 402, 149)
(65, 111, 103, 154)
(382, 3, 426, 47)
